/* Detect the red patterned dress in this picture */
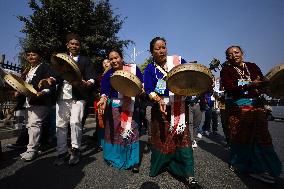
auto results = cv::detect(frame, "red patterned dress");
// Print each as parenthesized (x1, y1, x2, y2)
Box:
(144, 56, 194, 178)
(220, 62, 282, 177)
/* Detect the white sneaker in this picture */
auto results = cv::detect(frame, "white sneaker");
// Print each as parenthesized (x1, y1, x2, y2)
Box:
(21, 151, 39, 162)
(20, 151, 28, 158)
(20, 150, 41, 158)
(197, 133, 202, 139)
(192, 140, 198, 148)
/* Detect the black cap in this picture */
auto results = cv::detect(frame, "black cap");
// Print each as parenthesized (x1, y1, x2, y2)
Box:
(66, 33, 81, 43)
(24, 46, 42, 56)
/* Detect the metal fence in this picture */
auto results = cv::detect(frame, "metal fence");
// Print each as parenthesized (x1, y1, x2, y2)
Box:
(0, 54, 21, 118)
(0, 54, 22, 73)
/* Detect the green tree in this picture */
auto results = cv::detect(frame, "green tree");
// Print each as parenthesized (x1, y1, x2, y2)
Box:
(18, 0, 132, 73)
(139, 56, 152, 73)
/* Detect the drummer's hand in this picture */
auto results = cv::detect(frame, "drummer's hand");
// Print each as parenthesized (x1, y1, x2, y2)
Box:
(38, 78, 55, 89)
(253, 76, 263, 87)
(97, 98, 107, 115)
(81, 80, 93, 89)
(14, 91, 20, 98)
(47, 77, 56, 85)
(159, 99, 167, 115)
(249, 76, 265, 88)
(36, 91, 45, 97)
(38, 79, 49, 89)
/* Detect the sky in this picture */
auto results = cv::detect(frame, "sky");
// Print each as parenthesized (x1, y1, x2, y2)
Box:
(0, 0, 284, 76)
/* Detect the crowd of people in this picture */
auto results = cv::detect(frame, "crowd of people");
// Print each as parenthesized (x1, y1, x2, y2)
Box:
(2, 34, 282, 188)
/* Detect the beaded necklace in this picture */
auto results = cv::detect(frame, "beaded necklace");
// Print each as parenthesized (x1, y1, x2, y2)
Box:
(153, 60, 167, 79)
(233, 62, 251, 80)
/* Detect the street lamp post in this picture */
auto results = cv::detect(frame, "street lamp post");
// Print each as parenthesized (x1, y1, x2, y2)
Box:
(131, 47, 145, 63)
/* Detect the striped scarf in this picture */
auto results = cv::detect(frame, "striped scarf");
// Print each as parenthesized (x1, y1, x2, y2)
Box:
(118, 64, 136, 139)
(164, 55, 186, 134)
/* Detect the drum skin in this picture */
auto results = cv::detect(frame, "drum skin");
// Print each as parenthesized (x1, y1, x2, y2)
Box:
(167, 63, 214, 96)
(3, 73, 37, 97)
(110, 70, 143, 97)
(265, 63, 284, 98)
(51, 53, 81, 82)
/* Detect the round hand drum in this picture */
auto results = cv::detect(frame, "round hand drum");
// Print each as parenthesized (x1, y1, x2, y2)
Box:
(51, 53, 81, 83)
(110, 70, 143, 97)
(265, 63, 284, 98)
(3, 73, 37, 97)
(167, 63, 214, 96)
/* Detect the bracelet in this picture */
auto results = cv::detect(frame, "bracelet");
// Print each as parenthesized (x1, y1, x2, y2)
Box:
(149, 92, 158, 100)
(149, 92, 162, 102)
(101, 94, 108, 102)
(155, 96, 162, 103)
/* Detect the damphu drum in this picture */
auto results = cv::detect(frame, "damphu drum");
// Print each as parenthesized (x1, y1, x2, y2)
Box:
(265, 63, 284, 98)
(51, 53, 81, 83)
(167, 63, 214, 96)
(3, 72, 37, 97)
(110, 70, 143, 97)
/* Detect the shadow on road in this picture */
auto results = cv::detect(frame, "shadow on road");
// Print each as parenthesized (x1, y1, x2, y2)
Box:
(0, 133, 98, 189)
(197, 139, 229, 164)
(0, 155, 95, 189)
(237, 172, 284, 189)
(140, 181, 160, 189)
(0, 146, 25, 170)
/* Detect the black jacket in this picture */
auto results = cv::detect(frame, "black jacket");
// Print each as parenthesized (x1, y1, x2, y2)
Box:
(56, 54, 97, 100)
(28, 63, 56, 106)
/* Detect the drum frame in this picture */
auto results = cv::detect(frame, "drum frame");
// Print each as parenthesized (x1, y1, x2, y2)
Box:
(110, 70, 143, 97)
(265, 63, 284, 98)
(166, 63, 214, 96)
(3, 73, 37, 97)
(51, 53, 81, 82)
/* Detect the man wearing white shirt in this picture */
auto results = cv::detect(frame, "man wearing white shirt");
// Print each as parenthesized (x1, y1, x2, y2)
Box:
(54, 33, 96, 166)
(20, 48, 55, 161)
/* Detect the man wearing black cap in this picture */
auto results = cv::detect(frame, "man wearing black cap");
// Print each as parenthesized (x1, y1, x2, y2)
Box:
(19, 47, 55, 161)
(53, 33, 96, 166)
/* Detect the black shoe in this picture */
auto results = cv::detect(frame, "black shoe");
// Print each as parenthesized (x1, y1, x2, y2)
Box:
(54, 152, 69, 166)
(6, 143, 26, 149)
(105, 160, 113, 167)
(69, 148, 80, 165)
(185, 177, 202, 189)
(143, 144, 151, 154)
(96, 146, 103, 152)
(132, 164, 139, 173)
(229, 165, 236, 172)
(212, 130, 218, 135)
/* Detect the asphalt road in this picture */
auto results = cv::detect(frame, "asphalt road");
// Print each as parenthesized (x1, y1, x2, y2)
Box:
(0, 119, 283, 189)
